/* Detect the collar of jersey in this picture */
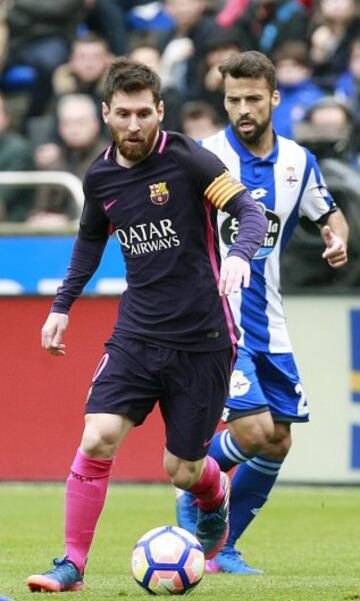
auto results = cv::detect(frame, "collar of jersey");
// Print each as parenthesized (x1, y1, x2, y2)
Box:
(108, 130, 167, 165)
(225, 125, 279, 164)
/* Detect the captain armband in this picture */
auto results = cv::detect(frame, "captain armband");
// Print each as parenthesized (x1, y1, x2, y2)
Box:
(205, 171, 246, 211)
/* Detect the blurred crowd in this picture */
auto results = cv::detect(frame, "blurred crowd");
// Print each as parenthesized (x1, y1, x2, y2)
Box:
(0, 0, 360, 287)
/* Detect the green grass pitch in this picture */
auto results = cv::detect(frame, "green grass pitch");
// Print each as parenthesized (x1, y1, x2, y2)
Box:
(0, 483, 359, 601)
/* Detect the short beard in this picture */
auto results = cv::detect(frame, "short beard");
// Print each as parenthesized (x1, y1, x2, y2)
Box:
(235, 112, 272, 146)
(111, 126, 159, 162)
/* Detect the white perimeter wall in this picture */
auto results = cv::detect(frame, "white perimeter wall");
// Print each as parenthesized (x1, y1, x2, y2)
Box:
(279, 295, 360, 483)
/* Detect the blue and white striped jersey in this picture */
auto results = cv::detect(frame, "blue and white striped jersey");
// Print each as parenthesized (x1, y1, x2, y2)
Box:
(201, 126, 336, 353)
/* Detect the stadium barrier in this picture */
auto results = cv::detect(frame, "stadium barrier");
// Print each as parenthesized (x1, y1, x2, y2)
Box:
(0, 170, 83, 233)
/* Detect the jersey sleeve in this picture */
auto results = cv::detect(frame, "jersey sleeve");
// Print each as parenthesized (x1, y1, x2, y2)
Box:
(181, 137, 267, 261)
(224, 190, 268, 261)
(78, 173, 110, 241)
(177, 137, 247, 203)
(299, 149, 338, 223)
(51, 171, 109, 313)
(51, 236, 107, 314)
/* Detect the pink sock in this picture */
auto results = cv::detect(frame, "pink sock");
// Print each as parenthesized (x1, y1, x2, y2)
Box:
(64, 448, 113, 573)
(189, 456, 224, 512)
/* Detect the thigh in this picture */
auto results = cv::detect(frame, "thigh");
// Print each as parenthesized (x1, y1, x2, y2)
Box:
(258, 353, 309, 423)
(222, 346, 269, 423)
(86, 337, 161, 426)
(160, 346, 235, 462)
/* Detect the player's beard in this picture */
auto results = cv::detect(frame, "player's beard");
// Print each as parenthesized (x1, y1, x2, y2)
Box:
(234, 105, 272, 146)
(111, 123, 159, 162)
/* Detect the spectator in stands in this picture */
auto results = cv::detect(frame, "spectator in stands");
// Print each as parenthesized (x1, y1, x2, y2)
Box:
(305, 96, 354, 131)
(52, 33, 112, 110)
(193, 29, 243, 123)
(180, 100, 222, 138)
(84, 0, 173, 56)
(335, 37, 360, 120)
(27, 94, 108, 227)
(309, 0, 360, 91)
(4, 0, 85, 121)
(295, 96, 358, 164)
(282, 95, 360, 288)
(231, 0, 309, 57)
(216, 0, 249, 28)
(0, 93, 34, 222)
(159, 0, 224, 97)
(129, 42, 185, 131)
(215, 0, 313, 28)
(272, 41, 324, 138)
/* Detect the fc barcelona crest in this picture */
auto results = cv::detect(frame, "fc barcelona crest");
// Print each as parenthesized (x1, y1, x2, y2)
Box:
(149, 182, 169, 205)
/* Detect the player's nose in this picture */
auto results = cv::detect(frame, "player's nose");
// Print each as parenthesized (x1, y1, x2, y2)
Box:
(238, 101, 250, 116)
(128, 115, 140, 131)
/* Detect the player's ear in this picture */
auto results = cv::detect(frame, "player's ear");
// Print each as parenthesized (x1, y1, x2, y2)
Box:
(102, 101, 110, 124)
(271, 90, 281, 109)
(158, 99, 165, 123)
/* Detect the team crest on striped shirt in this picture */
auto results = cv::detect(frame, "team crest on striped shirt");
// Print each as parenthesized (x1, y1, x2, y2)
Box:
(149, 182, 169, 205)
(283, 166, 299, 188)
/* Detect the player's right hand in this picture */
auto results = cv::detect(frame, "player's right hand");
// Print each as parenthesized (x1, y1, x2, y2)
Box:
(218, 255, 251, 296)
(321, 225, 348, 268)
(41, 312, 69, 356)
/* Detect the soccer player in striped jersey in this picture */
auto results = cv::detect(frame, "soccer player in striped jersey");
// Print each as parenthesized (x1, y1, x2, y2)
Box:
(27, 58, 267, 593)
(176, 51, 349, 574)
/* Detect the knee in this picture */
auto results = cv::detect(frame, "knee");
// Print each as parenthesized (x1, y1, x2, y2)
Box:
(81, 413, 132, 458)
(229, 419, 275, 456)
(81, 426, 118, 458)
(163, 452, 203, 489)
(170, 468, 199, 490)
(269, 429, 292, 460)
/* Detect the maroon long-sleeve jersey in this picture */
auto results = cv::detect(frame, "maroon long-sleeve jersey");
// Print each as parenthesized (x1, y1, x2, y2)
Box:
(52, 130, 267, 351)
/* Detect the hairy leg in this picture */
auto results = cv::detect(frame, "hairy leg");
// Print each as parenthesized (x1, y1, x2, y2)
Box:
(223, 420, 291, 550)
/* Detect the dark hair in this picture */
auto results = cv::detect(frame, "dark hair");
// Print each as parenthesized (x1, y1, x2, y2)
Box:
(203, 29, 242, 54)
(73, 32, 110, 50)
(103, 58, 162, 106)
(180, 100, 220, 124)
(304, 96, 355, 124)
(272, 41, 311, 68)
(219, 51, 277, 94)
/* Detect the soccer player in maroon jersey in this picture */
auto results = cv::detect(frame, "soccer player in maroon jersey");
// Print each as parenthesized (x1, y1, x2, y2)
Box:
(27, 58, 268, 593)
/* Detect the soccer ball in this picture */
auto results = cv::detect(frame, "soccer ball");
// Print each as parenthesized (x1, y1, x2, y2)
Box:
(131, 525, 205, 595)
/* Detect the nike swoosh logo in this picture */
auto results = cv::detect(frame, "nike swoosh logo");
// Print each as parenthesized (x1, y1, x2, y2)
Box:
(103, 199, 118, 211)
(203, 438, 212, 448)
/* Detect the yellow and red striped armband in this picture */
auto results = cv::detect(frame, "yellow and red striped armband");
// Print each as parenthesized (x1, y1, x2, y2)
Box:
(204, 171, 246, 210)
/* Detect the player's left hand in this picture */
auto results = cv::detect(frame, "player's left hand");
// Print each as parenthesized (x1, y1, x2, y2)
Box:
(219, 256, 250, 296)
(321, 225, 348, 268)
